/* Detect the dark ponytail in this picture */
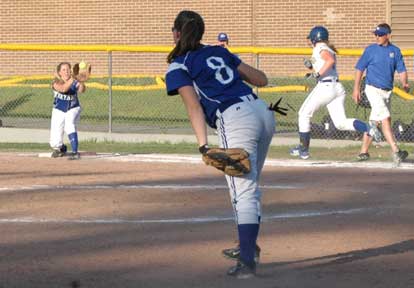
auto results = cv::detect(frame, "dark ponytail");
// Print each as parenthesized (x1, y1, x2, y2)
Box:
(167, 10, 205, 63)
(328, 42, 338, 53)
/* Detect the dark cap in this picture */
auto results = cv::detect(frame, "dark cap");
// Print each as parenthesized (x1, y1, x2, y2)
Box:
(373, 25, 391, 36)
(217, 32, 229, 42)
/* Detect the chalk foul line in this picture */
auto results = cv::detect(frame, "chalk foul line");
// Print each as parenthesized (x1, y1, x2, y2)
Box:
(0, 207, 372, 225)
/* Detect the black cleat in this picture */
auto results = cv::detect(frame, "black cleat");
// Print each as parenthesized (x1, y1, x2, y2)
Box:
(357, 152, 370, 161)
(222, 244, 261, 263)
(227, 260, 256, 279)
(67, 152, 81, 160)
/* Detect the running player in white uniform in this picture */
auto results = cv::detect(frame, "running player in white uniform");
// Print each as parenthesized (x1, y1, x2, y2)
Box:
(165, 10, 275, 279)
(49, 62, 85, 160)
(290, 26, 381, 159)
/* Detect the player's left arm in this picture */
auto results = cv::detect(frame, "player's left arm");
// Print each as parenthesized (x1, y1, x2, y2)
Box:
(398, 71, 409, 92)
(178, 85, 208, 147)
(318, 50, 335, 77)
(395, 50, 409, 92)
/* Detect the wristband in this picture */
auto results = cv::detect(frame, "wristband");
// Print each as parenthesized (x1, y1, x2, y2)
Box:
(199, 144, 209, 154)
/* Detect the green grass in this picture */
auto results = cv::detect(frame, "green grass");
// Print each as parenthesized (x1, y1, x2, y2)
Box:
(1, 77, 413, 131)
(0, 141, 410, 162)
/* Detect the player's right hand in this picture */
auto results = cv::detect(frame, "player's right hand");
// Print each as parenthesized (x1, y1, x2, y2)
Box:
(352, 89, 360, 104)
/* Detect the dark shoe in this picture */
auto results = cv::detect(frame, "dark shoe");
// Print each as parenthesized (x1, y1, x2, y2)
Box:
(222, 244, 261, 263)
(357, 152, 370, 161)
(51, 149, 65, 158)
(68, 152, 81, 160)
(393, 150, 408, 167)
(289, 145, 310, 160)
(60, 144, 67, 154)
(227, 260, 256, 279)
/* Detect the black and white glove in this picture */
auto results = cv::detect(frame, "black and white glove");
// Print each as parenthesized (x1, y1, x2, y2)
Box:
(305, 72, 320, 80)
(303, 58, 313, 70)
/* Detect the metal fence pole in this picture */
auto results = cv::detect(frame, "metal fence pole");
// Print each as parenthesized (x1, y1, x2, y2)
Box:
(108, 51, 112, 133)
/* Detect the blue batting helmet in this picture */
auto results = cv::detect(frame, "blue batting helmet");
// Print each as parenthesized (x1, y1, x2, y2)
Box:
(307, 26, 329, 44)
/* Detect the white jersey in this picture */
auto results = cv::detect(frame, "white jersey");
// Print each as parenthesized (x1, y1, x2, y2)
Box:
(311, 42, 338, 80)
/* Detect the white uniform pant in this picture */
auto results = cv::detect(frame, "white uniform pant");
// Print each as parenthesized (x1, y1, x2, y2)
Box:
(298, 81, 356, 133)
(365, 84, 392, 121)
(49, 106, 81, 149)
(216, 97, 275, 225)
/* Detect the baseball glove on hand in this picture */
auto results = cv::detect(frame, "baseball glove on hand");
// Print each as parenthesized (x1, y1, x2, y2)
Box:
(303, 58, 313, 70)
(72, 61, 92, 82)
(199, 145, 251, 177)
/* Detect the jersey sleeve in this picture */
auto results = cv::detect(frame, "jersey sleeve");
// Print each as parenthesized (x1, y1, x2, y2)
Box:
(395, 48, 407, 73)
(165, 62, 193, 96)
(355, 46, 370, 72)
(224, 48, 242, 68)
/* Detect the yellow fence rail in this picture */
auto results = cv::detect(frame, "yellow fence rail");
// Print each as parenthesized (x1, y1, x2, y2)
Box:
(1, 43, 413, 56)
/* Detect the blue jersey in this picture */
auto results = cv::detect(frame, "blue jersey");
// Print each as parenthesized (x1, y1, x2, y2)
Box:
(52, 83, 80, 112)
(355, 43, 406, 90)
(165, 45, 253, 128)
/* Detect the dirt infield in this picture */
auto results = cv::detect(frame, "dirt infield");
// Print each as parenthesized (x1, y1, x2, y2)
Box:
(0, 152, 413, 288)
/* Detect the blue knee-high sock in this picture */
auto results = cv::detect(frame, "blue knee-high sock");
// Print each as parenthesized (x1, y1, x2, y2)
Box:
(238, 223, 259, 266)
(68, 132, 78, 153)
(299, 132, 311, 151)
(353, 120, 369, 133)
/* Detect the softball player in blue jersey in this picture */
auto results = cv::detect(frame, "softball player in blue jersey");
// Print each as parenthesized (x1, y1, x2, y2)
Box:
(166, 10, 275, 279)
(49, 62, 85, 160)
(290, 26, 381, 159)
(353, 23, 409, 165)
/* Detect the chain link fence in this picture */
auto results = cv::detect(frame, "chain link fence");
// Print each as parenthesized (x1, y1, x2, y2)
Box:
(1, 45, 413, 142)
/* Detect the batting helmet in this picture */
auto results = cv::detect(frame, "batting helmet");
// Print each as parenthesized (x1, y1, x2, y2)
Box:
(307, 26, 329, 45)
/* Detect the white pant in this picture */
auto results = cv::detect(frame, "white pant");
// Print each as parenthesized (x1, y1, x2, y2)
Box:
(49, 106, 81, 149)
(298, 81, 356, 132)
(365, 84, 392, 121)
(216, 97, 275, 225)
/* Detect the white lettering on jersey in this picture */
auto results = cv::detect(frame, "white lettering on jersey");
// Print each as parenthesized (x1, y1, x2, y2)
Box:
(206, 56, 234, 85)
(53, 90, 73, 100)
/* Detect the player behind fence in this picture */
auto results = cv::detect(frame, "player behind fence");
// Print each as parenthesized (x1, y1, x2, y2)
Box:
(290, 26, 381, 159)
(165, 10, 276, 279)
(217, 32, 229, 48)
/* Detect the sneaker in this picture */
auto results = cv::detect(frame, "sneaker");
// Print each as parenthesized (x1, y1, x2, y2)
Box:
(357, 152, 370, 161)
(227, 260, 256, 279)
(68, 152, 81, 160)
(51, 149, 65, 158)
(368, 121, 382, 143)
(299, 150, 310, 160)
(290, 146, 300, 157)
(393, 150, 408, 166)
(290, 146, 310, 159)
(222, 244, 261, 263)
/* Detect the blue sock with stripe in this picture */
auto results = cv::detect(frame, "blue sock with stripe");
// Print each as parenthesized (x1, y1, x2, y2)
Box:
(238, 223, 259, 266)
(68, 132, 78, 153)
(299, 132, 311, 151)
(353, 120, 369, 133)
